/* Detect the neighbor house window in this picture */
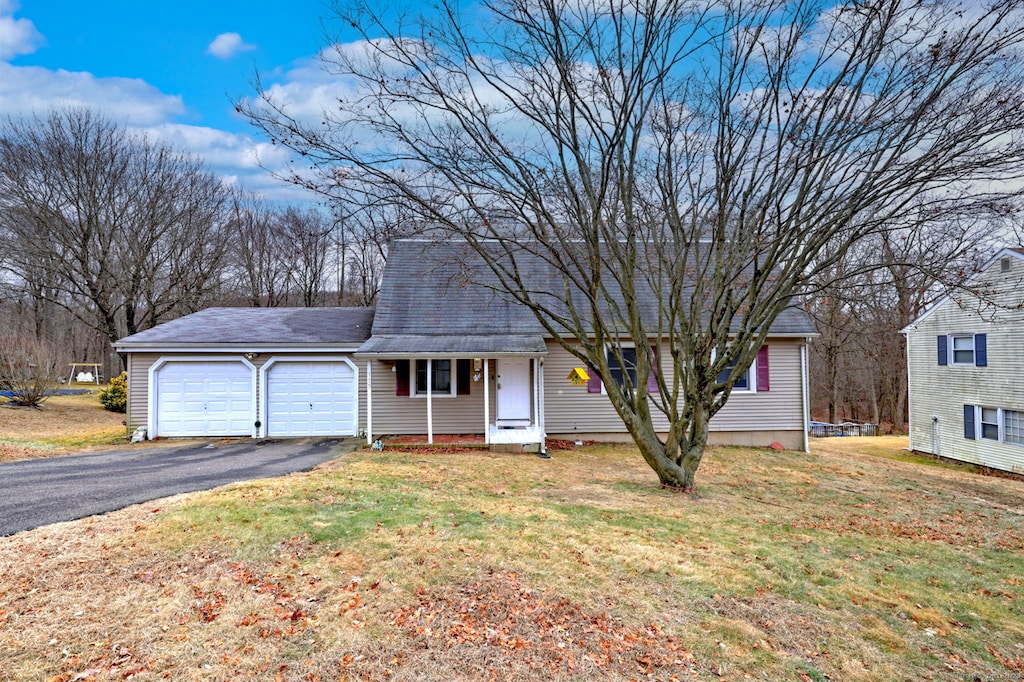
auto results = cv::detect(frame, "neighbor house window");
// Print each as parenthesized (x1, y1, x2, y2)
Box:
(979, 407, 1000, 441)
(414, 359, 453, 396)
(951, 335, 975, 365)
(1005, 410, 1024, 446)
(966, 405, 1024, 445)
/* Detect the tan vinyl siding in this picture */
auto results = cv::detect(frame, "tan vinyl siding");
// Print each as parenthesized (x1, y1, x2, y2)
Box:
(906, 255, 1024, 473)
(366, 359, 496, 436)
(542, 339, 806, 436)
(125, 351, 367, 436)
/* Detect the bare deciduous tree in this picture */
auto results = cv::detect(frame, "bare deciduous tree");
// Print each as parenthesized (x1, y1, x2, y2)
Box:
(0, 108, 231, 368)
(0, 336, 63, 407)
(243, 0, 1024, 489)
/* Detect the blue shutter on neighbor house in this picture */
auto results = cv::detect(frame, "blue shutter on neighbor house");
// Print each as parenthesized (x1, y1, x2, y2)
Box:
(937, 335, 948, 365)
(963, 404, 976, 439)
(756, 345, 770, 392)
(974, 334, 987, 367)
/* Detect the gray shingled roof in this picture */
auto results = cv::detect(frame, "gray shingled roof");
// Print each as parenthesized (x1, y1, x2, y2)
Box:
(358, 334, 548, 357)
(114, 307, 375, 348)
(364, 240, 816, 349)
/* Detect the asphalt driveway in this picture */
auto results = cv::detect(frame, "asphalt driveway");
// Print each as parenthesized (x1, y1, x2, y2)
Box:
(0, 438, 358, 536)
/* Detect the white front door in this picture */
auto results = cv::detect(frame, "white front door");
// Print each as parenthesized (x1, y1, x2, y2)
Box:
(497, 358, 531, 424)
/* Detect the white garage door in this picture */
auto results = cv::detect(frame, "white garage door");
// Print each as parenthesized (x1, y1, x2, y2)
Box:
(265, 361, 357, 437)
(155, 361, 254, 437)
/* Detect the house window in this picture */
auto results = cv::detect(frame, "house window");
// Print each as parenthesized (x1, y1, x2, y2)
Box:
(1001, 257, 1011, 272)
(951, 335, 975, 365)
(414, 359, 454, 396)
(1004, 410, 1024, 446)
(607, 346, 638, 389)
(979, 407, 1000, 441)
(717, 358, 752, 391)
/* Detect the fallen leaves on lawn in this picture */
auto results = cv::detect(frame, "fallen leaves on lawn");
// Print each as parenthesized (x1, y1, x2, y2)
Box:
(384, 569, 699, 679)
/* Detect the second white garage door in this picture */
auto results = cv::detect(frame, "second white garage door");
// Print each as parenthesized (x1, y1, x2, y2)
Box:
(264, 360, 357, 437)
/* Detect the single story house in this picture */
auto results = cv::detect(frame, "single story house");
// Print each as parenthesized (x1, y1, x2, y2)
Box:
(114, 240, 816, 451)
(901, 247, 1024, 473)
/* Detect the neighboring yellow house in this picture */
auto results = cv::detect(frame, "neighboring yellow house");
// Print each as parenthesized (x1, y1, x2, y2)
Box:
(902, 247, 1024, 473)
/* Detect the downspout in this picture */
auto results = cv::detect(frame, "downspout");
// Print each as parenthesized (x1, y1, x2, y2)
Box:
(801, 339, 810, 453)
(537, 357, 549, 458)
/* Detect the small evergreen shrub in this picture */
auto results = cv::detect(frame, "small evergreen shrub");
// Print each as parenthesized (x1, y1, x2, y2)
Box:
(100, 372, 128, 413)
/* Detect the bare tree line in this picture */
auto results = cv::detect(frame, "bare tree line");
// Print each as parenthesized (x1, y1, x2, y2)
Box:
(0, 108, 399, 380)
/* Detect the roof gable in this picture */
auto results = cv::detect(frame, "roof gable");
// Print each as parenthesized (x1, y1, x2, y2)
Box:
(372, 240, 815, 338)
(900, 247, 1024, 333)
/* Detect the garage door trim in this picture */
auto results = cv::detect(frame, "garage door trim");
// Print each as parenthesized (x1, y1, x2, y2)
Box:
(258, 356, 360, 438)
(148, 356, 258, 439)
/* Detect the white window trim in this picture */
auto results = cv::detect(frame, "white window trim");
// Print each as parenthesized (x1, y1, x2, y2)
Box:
(978, 406, 1001, 442)
(949, 334, 976, 366)
(411, 358, 457, 398)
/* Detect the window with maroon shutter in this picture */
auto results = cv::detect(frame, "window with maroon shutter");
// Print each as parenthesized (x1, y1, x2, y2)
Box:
(646, 345, 659, 392)
(395, 359, 410, 396)
(456, 359, 471, 395)
(755, 345, 770, 392)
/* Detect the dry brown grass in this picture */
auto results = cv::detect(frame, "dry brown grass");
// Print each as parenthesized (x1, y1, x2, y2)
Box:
(0, 392, 127, 462)
(2, 437, 1023, 681)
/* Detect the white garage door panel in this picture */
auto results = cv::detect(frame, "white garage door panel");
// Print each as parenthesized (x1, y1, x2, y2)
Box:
(156, 362, 253, 437)
(266, 361, 356, 437)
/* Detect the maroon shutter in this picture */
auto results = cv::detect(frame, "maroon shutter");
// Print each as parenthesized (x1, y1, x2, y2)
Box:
(456, 359, 471, 395)
(646, 344, 659, 392)
(755, 345, 770, 392)
(395, 359, 410, 396)
(587, 366, 602, 393)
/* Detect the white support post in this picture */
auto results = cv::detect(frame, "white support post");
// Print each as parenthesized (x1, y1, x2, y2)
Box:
(536, 356, 544, 430)
(483, 358, 490, 445)
(366, 360, 373, 445)
(426, 358, 433, 444)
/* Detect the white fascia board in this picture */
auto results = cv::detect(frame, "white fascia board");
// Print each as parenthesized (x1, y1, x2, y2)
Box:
(113, 345, 364, 353)
(354, 351, 548, 359)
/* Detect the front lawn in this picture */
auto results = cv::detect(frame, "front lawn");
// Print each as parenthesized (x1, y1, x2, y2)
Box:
(1, 437, 1021, 680)
(0, 392, 127, 462)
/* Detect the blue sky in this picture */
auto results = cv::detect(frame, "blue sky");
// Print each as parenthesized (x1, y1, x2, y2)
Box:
(1, 0, 355, 203)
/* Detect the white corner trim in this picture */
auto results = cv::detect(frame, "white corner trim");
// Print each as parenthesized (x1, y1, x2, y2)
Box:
(147, 356, 258, 440)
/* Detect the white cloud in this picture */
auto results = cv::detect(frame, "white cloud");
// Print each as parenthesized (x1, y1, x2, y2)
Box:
(0, 1, 45, 60)
(0, 63, 185, 125)
(206, 32, 255, 59)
